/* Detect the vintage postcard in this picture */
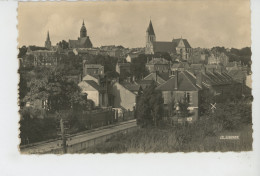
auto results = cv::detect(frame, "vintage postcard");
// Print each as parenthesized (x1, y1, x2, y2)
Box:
(18, 0, 252, 154)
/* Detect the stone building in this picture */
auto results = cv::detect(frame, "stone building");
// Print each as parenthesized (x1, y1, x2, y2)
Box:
(26, 47, 58, 67)
(145, 20, 192, 60)
(82, 61, 104, 77)
(69, 21, 93, 49)
(145, 57, 170, 73)
(116, 62, 131, 75)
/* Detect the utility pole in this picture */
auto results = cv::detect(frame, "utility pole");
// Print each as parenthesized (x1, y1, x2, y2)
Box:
(60, 118, 67, 154)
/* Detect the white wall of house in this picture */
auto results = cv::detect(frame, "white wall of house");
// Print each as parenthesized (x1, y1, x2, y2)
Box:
(78, 81, 100, 106)
(85, 90, 99, 106)
(112, 82, 136, 111)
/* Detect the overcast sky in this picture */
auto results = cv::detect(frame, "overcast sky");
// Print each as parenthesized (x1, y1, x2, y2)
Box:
(18, 0, 251, 49)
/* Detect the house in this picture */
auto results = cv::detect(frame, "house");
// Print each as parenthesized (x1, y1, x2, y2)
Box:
(171, 62, 190, 72)
(111, 81, 139, 111)
(78, 80, 108, 107)
(143, 72, 171, 85)
(82, 74, 99, 84)
(116, 62, 131, 75)
(207, 52, 229, 66)
(156, 71, 202, 121)
(126, 53, 139, 63)
(188, 48, 208, 64)
(156, 69, 241, 122)
(26, 48, 58, 67)
(146, 57, 170, 73)
(82, 62, 104, 77)
(196, 69, 242, 102)
(188, 64, 205, 76)
(226, 68, 247, 84)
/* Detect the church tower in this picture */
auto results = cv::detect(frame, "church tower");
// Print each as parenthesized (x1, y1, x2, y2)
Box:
(145, 20, 156, 54)
(45, 31, 52, 50)
(80, 20, 87, 38)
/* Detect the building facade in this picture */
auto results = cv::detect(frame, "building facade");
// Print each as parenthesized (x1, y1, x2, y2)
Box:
(145, 20, 192, 60)
(69, 21, 93, 49)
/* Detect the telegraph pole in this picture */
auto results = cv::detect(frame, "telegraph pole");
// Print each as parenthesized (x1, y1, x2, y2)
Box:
(60, 118, 67, 154)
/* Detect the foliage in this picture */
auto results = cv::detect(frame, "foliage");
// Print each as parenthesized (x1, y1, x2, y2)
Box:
(18, 45, 28, 58)
(136, 81, 164, 127)
(177, 96, 191, 118)
(57, 40, 69, 49)
(154, 52, 172, 61)
(227, 47, 251, 66)
(130, 54, 149, 80)
(28, 45, 48, 51)
(85, 54, 119, 79)
(23, 67, 89, 112)
(19, 107, 56, 145)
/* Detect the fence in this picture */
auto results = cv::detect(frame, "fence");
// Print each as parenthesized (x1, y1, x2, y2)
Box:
(46, 125, 138, 154)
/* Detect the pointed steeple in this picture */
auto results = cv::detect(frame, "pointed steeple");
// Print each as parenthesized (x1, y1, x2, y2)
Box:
(146, 20, 155, 36)
(46, 30, 50, 41)
(45, 30, 51, 50)
(80, 20, 87, 38)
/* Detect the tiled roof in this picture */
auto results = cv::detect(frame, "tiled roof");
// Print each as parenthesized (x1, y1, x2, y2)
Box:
(147, 57, 170, 64)
(226, 62, 241, 67)
(137, 80, 157, 88)
(121, 82, 140, 92)
(153, 42, 176, 53)
(158, 72, 171, 81)
(156, 71, 201, 91)
(172, 38, 191, 48)
(85, 64, 103, 68)
(202, 71, 233, 86)
(171, 62, 189, 69)
(190, 64, 204, 69)
(85, 80, 106, 92)
(69, 37, 92, 48)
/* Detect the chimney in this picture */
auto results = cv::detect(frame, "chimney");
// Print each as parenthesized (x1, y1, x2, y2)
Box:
(98, 75, 101, 85)
(132, 75, 136, 82)
(155, 71, 158, 83)
(83, 60, 87, 76)
(196, 72, 202, 88)
(127, 77, 131, 83)
(174, 71, 178, 90)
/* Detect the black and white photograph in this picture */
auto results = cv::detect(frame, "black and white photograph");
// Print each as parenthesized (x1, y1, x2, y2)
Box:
(16, 0, 253, 154)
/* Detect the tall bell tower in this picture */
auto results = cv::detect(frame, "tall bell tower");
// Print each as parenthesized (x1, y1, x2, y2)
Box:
(80, 20, 87, 38)
(145, 20, 156, 54)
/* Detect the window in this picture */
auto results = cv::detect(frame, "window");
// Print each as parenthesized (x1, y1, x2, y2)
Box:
(185, 92, 191, 103)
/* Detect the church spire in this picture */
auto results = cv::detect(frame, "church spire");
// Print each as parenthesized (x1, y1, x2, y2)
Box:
(46, 30, 50, 41)
(80, 20, 87, 38)
(146, 20, 155, 36)
(45, 30, 51, 50)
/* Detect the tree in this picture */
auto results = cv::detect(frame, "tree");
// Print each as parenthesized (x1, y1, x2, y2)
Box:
(136, 81, 164, 127)
(178, 96, 190, 118)
(18, 45, 27, 58)
(58, 40, 69, 49)
(130, 54, 149, 80)
(23, 67, 88, 112)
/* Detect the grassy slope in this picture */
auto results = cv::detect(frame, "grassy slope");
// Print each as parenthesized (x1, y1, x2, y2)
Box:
(80, 123, 252, 153)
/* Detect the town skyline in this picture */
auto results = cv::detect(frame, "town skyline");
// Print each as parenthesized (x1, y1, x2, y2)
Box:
(18, 0, 251, 49)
